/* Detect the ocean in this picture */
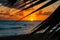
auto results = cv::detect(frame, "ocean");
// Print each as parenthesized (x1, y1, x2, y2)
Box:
(0, 20, 41, 37)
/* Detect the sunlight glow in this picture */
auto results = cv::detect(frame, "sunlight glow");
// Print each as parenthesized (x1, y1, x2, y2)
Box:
(30, 18, 34, 21)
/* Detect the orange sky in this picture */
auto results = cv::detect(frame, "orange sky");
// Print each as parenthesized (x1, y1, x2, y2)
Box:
(0, 1, 60, 21)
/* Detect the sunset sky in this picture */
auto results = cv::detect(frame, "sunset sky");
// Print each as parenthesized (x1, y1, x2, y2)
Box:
(0, 0, 60, 21)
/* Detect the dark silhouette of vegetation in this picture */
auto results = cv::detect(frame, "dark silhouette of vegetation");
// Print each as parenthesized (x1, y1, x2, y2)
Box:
(0, 0, 60, 40)
(7, 0, 17, 6)
(31, 6, 60, 35)
(16, 0, 58, 21)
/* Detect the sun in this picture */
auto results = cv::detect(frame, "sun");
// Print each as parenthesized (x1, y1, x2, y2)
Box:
(30, 19, 34, 21)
